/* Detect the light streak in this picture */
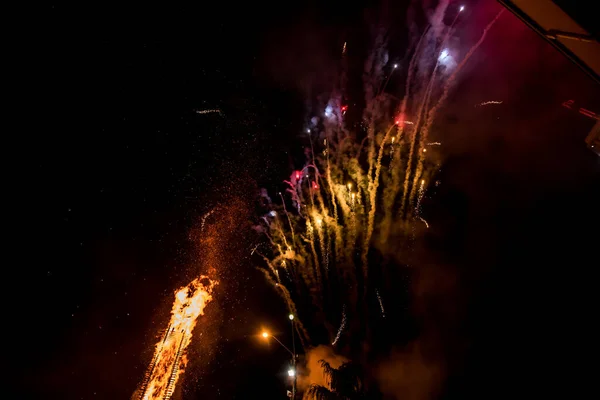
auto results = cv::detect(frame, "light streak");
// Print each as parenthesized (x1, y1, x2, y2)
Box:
(331, 306, 347, 345)
(476, 100, 503, 107)
(376, 289, 385, 318)
(200, 210, 214, 232)
(195, 109, 222, 115)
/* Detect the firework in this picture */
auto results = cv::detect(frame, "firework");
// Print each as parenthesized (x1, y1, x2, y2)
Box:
(195, 109, 222, 115)
(376, 289, 386, 318)
(331, 306, 347, 346)
(257, 4, 504, 348)
(476, 100, 503, 106)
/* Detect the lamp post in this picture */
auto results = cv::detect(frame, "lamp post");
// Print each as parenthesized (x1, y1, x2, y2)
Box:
(289, 314, 296, 400)
(261, 322, 297, 399)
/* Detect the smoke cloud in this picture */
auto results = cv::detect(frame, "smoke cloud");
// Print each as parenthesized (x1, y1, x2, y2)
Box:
(376, 259, 461, 400)
(377, 341, 443, 400)
(297, 345, 349, 391)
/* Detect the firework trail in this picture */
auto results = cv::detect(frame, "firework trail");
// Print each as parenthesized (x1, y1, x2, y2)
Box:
(401, 7, 468, 216)
(332, 306, 347, 346)
(200, 209, 214, 231)
(256, 4, 498, 349)
(195, 109, 222, 115)
(476, 100, 503, 106)
(376, 289, 385, 318)
(408, 9, 505, 212)
(134, 277, 217, 400)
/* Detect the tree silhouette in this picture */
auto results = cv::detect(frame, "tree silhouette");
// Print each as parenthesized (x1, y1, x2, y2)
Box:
(305, 360, 365, 400)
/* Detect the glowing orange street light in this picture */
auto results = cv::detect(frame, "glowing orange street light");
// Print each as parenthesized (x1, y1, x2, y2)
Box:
(259, 327, 297, 398)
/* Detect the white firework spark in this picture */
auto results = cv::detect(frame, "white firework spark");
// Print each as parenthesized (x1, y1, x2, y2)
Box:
(476, 100, 503, 107)
(200, 209, 214, 232)
(195, 109, 222, 115)
(376, 289, 385, 318)
(332, 306, 347, 345)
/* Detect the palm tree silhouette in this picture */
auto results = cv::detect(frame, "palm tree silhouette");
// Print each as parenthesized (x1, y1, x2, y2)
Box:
(305, 360, 365, 399)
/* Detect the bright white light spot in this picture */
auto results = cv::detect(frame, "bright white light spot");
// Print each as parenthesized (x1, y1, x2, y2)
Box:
(393, 63, 398, 69)
(269, 211, 277, 217)
(459, 5, 465, 12)
(288, 369, 296, 377)
(324, 105, 333, 118)
(289, 314, 294, 320)
(439, 49, 449, 60)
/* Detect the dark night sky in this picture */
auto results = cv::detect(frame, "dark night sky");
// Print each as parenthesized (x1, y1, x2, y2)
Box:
(15, 1, 599, 399)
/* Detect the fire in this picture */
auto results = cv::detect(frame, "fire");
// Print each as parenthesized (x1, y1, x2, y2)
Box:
(136, 276, 217, 400)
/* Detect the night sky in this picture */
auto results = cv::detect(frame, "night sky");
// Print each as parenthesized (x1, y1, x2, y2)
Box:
(18, 1, 599, 399)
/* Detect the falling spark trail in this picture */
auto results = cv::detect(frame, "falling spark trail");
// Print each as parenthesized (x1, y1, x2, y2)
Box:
(476, 100, 503, 107)
(380, 25, 432, 246)
(418, 216, 429, 228)
(405, 7, 460, 212)
(427, 142, 441, 146)
(415, 179, 426, 213)
(195, 109, 222, 115)
(376, 289, 385, 318)
(363, 124, 396, 279)
(200, 210, 215, 232)
(409, 9, 505, 210)
(426, 9, 505, 129)
(332, 306, 347, 345)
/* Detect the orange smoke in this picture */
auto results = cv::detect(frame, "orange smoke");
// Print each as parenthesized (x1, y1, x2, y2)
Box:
(297, 345, 348, 390)
(135, 276, 217, 400)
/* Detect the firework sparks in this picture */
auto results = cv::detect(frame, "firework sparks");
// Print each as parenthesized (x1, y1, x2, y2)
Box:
(407, 8, 505, 215)
(332, 306, 347, 345)
(200, 209, 214, 232)
(256, 3, 500, 350)
(195, 109, 222, 115)
(376, 289, 385, 318)
(135, 277, 217, 400)
(476, 100, 503, 107)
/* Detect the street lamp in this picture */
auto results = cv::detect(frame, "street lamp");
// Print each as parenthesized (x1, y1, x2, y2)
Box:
(260, 326, 297, 399)
(290, 314, 296, 399)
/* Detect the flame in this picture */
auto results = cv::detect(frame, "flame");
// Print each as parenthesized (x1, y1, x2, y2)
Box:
(136, 276, 217, 400)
